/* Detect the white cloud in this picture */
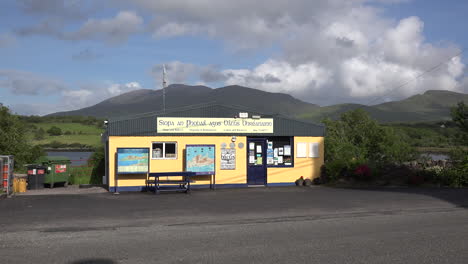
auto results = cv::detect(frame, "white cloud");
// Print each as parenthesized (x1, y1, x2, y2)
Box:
(2, 71, 144, 115)
(0, 70, 66, 95)
(66, 11, 143, 43)
(15, 10, 143, 44)
(61, 81, 143, 109)
(223, 60, 332, 93)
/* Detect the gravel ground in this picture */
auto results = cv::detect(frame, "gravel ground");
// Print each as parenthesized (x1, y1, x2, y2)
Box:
(14, 184, 107, 196)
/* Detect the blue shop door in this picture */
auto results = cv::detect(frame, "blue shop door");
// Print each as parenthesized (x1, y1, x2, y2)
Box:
(247, 138, 267, 185)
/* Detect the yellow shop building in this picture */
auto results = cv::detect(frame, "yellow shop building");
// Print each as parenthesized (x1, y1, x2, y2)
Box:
(103, 103, 325, 192)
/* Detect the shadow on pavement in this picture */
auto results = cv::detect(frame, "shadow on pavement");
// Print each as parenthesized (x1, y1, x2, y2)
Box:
(333, 186, 468, 209)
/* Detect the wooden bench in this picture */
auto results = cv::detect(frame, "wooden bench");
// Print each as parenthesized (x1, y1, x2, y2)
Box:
(147, 172, 196, 194)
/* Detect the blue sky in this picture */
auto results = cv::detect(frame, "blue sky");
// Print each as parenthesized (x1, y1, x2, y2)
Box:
(0, 0, 467, 115)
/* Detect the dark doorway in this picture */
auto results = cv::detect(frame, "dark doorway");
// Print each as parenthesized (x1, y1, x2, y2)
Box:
(247, 138, 267, 185)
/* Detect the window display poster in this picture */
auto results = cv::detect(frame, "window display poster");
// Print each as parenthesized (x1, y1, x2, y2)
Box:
(278, 147, 284, 155)
(274, 148, 278, 158)
(297, 143, 307, 158)
(256, 157, 263, 165)
(249, 150, 255, 164)
(267, 148, 274, 165)
(284, 145, 291, 156)
(221, 148, 236, 170)
(309, 142, 320, 158)
(267, 141, 273, 149)
(117, 148, 149, 174)
(186, 145, 215, 175)
(249, 142, 255, 150)
(256, 145, 262, 153)
(284, 156, 292, 165)
(277, 156, 283, 164)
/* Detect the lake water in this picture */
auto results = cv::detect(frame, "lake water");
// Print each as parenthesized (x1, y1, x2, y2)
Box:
(46, 151, 94, 166)
(420, 153, 449, 161)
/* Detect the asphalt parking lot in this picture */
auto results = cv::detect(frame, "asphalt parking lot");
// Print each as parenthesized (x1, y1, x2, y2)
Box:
(1, 186, 467, 264)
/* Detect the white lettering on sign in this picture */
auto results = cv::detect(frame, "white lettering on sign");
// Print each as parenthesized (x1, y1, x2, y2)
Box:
(157, 117, 274, 133)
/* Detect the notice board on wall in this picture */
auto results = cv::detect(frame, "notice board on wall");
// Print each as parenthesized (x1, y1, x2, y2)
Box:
(221, 148, 236, 170)
(296, 143, 307, 158)
(186, 145, 215, 175)
(309, 142, 320, 158)
(117, 148, 149, 174)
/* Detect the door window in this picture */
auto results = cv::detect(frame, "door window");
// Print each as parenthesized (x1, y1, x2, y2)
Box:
(248, 142, 264, 166)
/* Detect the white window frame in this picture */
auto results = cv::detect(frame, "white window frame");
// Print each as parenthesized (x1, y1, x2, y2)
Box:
(151, 142, 178, 160)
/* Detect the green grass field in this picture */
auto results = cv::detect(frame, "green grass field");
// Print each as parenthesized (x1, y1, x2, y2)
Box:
(26, 122, 103, 148)
(33, 122, 102, 134)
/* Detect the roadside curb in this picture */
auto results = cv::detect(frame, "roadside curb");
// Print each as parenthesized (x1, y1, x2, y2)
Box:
(79, 184, 106, 189)
(0, 193, 7, 200)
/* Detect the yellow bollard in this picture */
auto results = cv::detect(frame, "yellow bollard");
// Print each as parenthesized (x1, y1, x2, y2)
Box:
(18, 178, 27, 192)
(13, 177, 19, 193)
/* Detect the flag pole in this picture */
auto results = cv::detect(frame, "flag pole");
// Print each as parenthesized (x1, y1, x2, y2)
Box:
(162, 64, 167, 113)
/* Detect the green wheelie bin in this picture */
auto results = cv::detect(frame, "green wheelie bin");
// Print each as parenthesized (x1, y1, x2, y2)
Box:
(35, 156, 71, 188)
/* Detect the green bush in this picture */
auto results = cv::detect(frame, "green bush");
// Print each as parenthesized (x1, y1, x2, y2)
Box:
(323, 109, 415, 182)
(46, 126, 62, 136)
(69, 166, 93, 185)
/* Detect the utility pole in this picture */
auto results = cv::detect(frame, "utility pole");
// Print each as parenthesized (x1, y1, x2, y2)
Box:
(162, 64, 167, 113)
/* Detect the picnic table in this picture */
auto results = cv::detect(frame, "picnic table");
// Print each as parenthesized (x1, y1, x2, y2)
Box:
(147, 172, 196, 194)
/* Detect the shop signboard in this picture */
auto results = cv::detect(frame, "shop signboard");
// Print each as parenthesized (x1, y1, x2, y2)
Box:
(220, 148, 236, 170)
(117, 148, 149, 174)
(157, 117, 274, 134)
(186, 145, 215, 175)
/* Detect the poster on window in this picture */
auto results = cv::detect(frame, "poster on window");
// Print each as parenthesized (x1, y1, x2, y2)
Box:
(186, 145, 215, 175)
(267, 148, 274, 164)
(221, 148, 236, 170)
(284, 145, 291, 156)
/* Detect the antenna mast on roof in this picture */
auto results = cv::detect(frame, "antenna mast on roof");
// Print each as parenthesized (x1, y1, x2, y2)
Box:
(162, 64, 167, 113)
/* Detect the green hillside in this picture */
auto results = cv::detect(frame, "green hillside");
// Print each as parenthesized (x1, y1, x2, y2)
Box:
(298, 90, 468, 123)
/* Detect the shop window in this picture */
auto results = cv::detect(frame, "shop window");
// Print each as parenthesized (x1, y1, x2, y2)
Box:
(265, 137, 293, 167)
(152, 142, 177, 159)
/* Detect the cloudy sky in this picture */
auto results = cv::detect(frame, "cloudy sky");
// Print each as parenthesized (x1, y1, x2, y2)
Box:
(1, 0, 467, 115)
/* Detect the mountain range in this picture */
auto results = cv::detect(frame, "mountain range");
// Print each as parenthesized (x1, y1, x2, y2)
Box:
(50, 84, 468, 123)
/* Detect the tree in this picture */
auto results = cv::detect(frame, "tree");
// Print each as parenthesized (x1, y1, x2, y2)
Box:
(323, 109, 414, 180)
(34, 128, 46, 140)
(47, 126, 62, 136)
(0, 105, 44, 168)
(451, 102, 468, 133)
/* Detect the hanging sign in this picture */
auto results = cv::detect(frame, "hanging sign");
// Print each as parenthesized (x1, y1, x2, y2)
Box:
(221, 148, 236, 170)
(157, 117, 273, 133)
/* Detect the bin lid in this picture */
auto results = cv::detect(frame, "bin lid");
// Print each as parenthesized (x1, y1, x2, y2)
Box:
(35, 156, 71, 164)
